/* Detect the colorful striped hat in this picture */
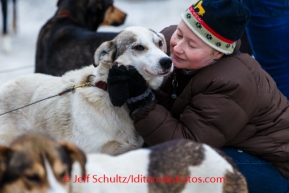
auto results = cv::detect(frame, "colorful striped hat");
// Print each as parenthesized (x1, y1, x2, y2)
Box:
(181, 0, 250, 54)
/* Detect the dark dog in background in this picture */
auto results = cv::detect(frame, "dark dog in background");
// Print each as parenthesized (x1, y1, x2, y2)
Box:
(1, 0, 17, 52)
(35, 0, 125, 76)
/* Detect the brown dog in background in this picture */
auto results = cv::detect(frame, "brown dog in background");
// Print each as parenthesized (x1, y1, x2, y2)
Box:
(0, 133, 86, 193)
(35, 0, 125, 76)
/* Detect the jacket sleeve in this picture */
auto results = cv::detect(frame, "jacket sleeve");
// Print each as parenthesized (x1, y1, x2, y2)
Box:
(131, 93, 249, 148)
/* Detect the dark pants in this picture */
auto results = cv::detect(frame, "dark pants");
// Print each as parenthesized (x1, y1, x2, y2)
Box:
(242, 0, 289, 99)
(221, 148, 289, 193)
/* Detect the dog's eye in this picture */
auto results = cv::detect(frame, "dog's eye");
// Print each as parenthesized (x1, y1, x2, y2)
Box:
(159, 40, 163, 48)
(25, 174, 41, 183)
(60, 171, 67, 179)
(133, 45, 145, 51)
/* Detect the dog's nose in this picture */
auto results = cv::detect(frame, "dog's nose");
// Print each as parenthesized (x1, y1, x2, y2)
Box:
(159, 57, 172, 69)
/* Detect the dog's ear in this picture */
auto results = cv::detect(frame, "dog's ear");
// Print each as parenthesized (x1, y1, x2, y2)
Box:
(88, 0, 103, 13)
(160, 25, 177, 56)
(93, 40, 116, 67)
(158, 32, 168, 54)
(59, 142, 87, 177)
(0, 146, 12, 183)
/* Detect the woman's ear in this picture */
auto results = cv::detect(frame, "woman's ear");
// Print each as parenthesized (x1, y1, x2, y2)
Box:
(213, 50, 224, 60)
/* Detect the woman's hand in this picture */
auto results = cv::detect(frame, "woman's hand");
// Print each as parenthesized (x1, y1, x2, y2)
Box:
(107, 65, 130, 107)
(107, 65, 155, 112)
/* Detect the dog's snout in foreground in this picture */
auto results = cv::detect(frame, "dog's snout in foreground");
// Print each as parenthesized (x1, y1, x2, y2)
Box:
(159, 57, 172, 69)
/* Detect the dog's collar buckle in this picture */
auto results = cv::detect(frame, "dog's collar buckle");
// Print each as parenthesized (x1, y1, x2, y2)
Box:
(95, 81, 107, 91)
(72, 82, 91, 93)
(86, 74, 107, 91)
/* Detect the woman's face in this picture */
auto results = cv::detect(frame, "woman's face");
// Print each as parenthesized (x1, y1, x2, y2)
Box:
(170, 20, 223, 70)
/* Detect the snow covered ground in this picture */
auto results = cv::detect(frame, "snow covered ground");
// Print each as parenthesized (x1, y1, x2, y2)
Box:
(0, 0, 191, 86)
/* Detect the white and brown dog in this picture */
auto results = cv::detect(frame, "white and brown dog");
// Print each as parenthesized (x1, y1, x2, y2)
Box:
(0, 134, 248, 193)
(0, 134, 247, 193)
(71, 139, 248, 193)
(0, 26, 173, 155)
(0, 133, 86, 193)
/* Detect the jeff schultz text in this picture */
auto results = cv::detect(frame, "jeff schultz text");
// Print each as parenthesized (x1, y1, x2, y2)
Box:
(72, 174, 226, 184)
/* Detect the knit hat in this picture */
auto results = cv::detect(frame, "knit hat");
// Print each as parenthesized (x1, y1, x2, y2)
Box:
(181, 0, 250, 54)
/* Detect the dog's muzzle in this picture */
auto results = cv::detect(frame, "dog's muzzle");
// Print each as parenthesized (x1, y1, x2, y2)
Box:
(158, 57, 173, 75)
(159, 57, 172, 70)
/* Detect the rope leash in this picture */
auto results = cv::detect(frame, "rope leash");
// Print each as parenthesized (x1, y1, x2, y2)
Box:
(0, 82, 91, 117)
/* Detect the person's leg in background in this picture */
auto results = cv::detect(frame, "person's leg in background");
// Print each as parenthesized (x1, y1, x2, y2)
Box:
(242, 0, 289, 99)
(221, 148, 289, 193)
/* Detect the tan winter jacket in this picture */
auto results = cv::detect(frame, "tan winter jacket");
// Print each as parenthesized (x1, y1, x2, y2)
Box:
(131, 25, 289, 179)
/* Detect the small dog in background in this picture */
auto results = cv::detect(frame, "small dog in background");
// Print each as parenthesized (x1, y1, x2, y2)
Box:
(0, 133, 86, 193)
(1, 0, 17, 53)
(35, 0, 125, 76)
(0, 26, 172, 155)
